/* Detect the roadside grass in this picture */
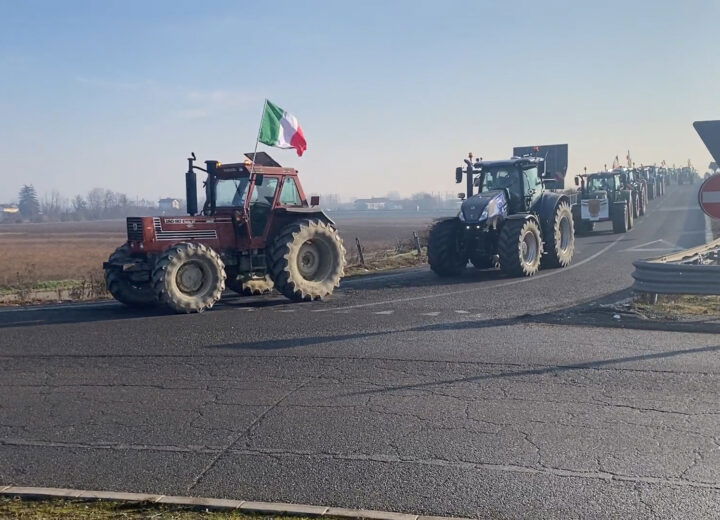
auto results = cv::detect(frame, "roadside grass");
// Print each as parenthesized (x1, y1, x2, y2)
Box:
(634, 294, 720, 318)
(346, 250, 425, 276)
(0, 497, 331, 519)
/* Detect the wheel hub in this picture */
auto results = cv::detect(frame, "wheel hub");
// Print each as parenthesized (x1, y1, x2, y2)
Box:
(559, 216, 571, 251)
(298, 241, 320, 278)
(521, 231, 538, 264)
(176, 262, 204, 294)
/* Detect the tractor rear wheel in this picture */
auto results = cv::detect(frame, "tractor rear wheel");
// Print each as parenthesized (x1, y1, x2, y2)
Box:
(104, 244, 156, 307)
(428, 218, 467, 276)
(639, 189, 647, 216)
(152, 242, 226, 313)
(269, 219, 345, 301)
(611, 202, 628, 233)
(542, 201, 575, 268)
(632, 193, 640, 219)
(647, 183, 655, 200)
(227, 275, 274, 296)
(498, 218, 542, 277)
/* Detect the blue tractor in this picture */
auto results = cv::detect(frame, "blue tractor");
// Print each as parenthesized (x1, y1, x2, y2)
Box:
(428, 155, 577, 277)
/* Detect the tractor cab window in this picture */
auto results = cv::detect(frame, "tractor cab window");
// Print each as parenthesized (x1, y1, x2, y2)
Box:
(481, 168, 523, 210)
(249, 177, 279, 236)
(588, 176, 613, 192)
(215, 177, 250, 207)
(279, 177, 302, 206)
(522, 166, 542, 197)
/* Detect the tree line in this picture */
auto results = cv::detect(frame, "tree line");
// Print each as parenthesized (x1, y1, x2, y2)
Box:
(9, 185, 162, 222)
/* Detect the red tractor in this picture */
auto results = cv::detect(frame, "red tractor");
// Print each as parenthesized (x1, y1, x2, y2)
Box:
(103, 152, 345, 313)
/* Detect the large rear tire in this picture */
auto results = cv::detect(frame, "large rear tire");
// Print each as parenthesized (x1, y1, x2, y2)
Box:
(611, 202, 628, 233)
(499, 218, 542, 277)
(269, 219, 345, 301)
(152, 242, 226, 313)
(639, 188, 647, 216)
(227, 275, 274, 296)
(104, 244, 156, 307)
(542, 201, 575, 268)
(428, 218, 467, 276)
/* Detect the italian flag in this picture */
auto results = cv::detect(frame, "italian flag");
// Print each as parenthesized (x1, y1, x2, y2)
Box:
(258, 100, 307, 157)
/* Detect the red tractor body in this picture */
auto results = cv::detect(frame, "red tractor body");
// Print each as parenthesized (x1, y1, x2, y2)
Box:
(104, 154, 345, 313)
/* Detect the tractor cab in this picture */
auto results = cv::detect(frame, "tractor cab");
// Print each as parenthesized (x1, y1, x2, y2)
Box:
(458, 157, 544, 219)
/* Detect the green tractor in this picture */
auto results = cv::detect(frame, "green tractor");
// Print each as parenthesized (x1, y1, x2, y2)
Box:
(428, 155, 577, 278)
(572, 171, 634, 234)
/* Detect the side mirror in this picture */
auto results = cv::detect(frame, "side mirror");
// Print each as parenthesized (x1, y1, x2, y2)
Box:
(255, 174, 264, 186)
(455, 167, 463, 184)
(310, 195, 320, 206)
(458, 192, 466, 200)
(574, 177, 580, 186)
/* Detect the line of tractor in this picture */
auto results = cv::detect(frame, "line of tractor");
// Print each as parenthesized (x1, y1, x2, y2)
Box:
(102, 149, 697, 314)
(426, 150, 696, 280)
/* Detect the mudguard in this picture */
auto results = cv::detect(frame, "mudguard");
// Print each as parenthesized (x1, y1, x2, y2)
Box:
(278, 207, 336, 225)
(534, 192, 569, 234)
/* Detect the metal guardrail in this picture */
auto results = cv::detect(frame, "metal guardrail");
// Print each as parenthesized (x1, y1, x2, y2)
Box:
(632, 238, 720, 295)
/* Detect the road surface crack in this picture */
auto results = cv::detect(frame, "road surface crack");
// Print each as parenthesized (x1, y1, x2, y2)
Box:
(186, 378, 311, 492)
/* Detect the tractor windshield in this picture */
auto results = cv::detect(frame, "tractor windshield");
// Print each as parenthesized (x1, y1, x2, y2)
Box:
(587, 176, 614, 192)
(215, 177, 250, 207)
(480, 168, 522, 196)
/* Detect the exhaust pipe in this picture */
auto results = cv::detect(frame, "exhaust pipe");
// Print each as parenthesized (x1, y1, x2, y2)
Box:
(186, 154, 198, 216)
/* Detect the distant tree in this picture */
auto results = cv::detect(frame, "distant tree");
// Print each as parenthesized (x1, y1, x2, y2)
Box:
(72, 195, 87, 212)
(86, 188, 105, 218)
(18, 185, 40, 218)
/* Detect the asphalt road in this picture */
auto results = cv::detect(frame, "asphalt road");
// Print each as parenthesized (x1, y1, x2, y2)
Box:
(2, 183, 718, 519)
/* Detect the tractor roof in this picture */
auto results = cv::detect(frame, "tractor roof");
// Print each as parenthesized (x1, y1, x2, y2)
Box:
(474, 156, 544, 169)
(579, 171, 617, 178)
(215, 162, 297, 179)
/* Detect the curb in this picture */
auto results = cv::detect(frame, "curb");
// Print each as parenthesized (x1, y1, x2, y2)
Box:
(0, 486, 470, 520)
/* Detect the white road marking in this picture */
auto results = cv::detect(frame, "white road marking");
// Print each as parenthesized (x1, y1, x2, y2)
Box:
(374, 310, 395, 315)
(454, 310, 470, 314)
(420, 312, 441, 316)
(622, 239, 682, 253)
(277, 309, 296, 313)
(314, 233, 627, 313)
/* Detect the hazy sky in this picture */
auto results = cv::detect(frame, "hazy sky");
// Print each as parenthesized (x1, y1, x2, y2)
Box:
(1, 0, 719, 203)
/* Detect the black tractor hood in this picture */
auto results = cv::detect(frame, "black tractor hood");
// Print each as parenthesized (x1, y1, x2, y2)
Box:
(461, 190, 508, 223)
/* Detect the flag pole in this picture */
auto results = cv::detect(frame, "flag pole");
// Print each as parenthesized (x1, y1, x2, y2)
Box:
(249, 99, 267, 179)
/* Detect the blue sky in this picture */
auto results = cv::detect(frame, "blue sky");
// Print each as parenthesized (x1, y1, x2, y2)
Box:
(1, 0, 719, 202)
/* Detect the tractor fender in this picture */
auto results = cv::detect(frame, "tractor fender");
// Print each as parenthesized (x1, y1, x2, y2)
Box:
(504, 212, 539, 224)
(277, 207, 336, 226)
(535, 192, 569, 234)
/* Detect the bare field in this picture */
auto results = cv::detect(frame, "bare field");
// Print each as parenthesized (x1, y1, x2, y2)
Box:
(0, 212, 450, 287)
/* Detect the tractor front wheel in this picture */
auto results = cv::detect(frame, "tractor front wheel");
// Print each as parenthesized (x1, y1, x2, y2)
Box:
(428, 218, 467, 276)
(498, 218, 542, 277)
(152, 242, 226, 313)
(104, 244, 156, 307)
(611, 202, 628, 233)
(269, 219, 345, 301)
